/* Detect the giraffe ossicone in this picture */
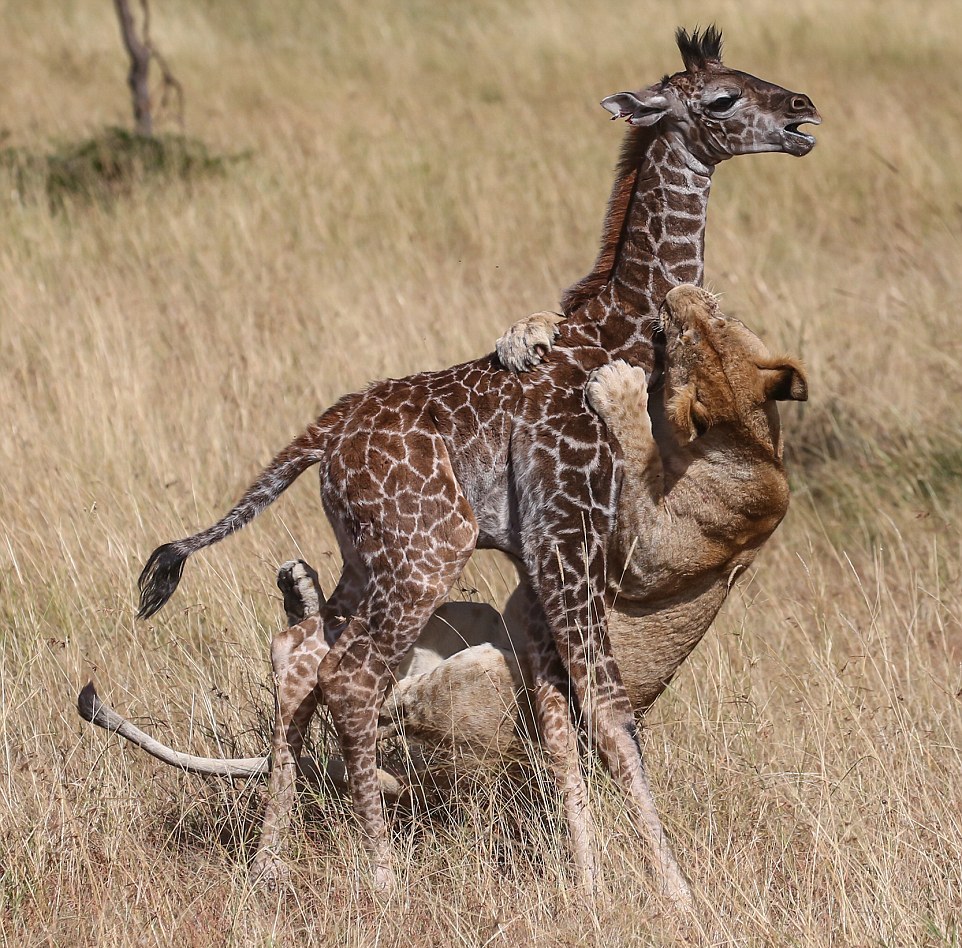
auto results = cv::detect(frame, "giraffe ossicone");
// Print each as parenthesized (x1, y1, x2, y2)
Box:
(81, 27, 819, 908)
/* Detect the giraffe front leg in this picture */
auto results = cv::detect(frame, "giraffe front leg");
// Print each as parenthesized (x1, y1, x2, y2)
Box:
(529, 524, 692, 910)
(528, 634, 599, 891)
(590, 707, 692, 908)
(251, 617, 328, 886)
(543, 599, 692, 908)
(495, 311, 566, 372)
(507, 580, 597, 890)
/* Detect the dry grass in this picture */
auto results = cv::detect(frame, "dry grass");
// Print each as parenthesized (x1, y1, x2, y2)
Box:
(1, 0, 961, 944)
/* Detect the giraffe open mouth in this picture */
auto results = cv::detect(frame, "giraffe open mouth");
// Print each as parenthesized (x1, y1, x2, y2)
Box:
(785, 121, 817, 144)
(782, 117, 820, 155)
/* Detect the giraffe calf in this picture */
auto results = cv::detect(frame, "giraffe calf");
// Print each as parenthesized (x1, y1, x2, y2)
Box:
(128, 329, 653, 898)
(82, 285, 805, 908)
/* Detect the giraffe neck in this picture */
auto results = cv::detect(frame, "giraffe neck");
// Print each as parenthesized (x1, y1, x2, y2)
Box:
(562, 128, 714, 363)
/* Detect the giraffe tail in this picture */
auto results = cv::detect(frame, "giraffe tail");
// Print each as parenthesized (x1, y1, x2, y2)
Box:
(137, 424, 328, 620)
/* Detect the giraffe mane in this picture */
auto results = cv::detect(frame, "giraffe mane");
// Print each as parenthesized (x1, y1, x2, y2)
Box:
(560, 125, 657, 316)
(561, 25, 725, 316)
(675, 24, 724, 71)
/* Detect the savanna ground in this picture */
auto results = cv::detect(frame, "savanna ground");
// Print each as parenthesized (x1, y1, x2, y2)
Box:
(1, 1, 961, 944)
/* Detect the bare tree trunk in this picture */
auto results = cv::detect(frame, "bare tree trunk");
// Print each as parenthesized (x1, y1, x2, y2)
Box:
(113, 0, 153, 135)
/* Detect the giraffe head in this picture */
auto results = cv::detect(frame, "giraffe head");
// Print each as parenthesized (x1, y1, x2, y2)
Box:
(659, 285, 808, 449)
(602, 26, 821, 164)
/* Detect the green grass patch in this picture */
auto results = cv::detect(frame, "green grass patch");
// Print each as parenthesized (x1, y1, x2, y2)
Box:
(0, 127, 244, 208)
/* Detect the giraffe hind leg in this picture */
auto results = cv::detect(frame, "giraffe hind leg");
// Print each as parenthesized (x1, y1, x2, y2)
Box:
(250, 615, 329, 885)
(314, 486, 478, 891)
(318, 567, 474, 892)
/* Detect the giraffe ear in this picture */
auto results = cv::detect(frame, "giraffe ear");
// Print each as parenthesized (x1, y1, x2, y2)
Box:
(601, 89, 671, 127)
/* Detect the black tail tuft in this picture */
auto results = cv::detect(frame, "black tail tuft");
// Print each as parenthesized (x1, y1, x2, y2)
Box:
(77, 681, 101, 723)
(137, 542, 188, 619)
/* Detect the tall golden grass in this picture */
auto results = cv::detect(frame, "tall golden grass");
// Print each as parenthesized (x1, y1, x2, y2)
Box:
(1, 0, 961, 944)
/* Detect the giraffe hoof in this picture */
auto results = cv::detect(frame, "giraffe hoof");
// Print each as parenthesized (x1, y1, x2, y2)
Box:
(250, 852, 292, 889)
(659, 871, 695, 912)
(277, 559, 322, 624)
(371, 861, 396, 899)
(577, 863, 600, 896)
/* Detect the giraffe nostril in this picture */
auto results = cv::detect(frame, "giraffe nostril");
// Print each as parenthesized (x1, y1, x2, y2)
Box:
(791, 95, 810, 113)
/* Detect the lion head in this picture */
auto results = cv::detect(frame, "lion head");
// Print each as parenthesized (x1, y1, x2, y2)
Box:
(659, 285, 808, 448)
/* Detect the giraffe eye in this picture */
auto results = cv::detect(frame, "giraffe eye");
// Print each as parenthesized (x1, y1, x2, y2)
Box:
(706, 94, 739, 113)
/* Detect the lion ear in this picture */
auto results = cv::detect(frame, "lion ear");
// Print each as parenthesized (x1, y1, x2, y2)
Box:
(669, 384, 711, 441)
(760, 359, 808, 402)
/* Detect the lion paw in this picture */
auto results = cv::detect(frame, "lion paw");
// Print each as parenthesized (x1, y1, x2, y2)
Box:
(495, 311, 565, 372)
(586, 361, 649, 425)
